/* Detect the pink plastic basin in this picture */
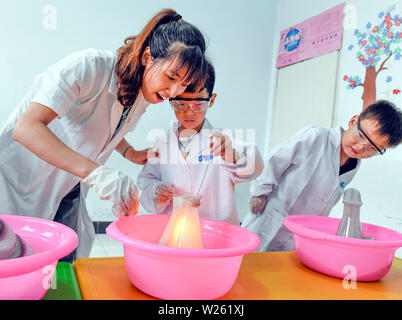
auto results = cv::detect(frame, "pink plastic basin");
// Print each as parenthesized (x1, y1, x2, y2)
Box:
(106, 214, 260, 300)
(283, 215, 402, 281)
(0, 215, 78, 300)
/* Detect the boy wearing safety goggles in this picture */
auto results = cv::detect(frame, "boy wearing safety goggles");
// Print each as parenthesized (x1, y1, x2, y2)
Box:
(137, 62, 263, 225)
(242, 100, 402, 252)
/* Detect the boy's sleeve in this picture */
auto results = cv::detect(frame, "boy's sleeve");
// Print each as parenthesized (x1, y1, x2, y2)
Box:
(250, 126, 322, 198)
(137, 153, 171, 215)
(137, 162, 165, 213)
(220, 140, 264, 183)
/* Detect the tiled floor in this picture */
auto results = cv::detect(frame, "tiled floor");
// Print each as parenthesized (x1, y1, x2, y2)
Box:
(89, 234, 124, 258)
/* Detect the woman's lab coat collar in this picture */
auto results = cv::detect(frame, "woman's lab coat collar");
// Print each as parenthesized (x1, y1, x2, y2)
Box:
(108, 66, 118, 96)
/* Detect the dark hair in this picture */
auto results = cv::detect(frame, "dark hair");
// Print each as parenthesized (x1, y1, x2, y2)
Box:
(359, 100, 402, 147)
(186, 59, 215, 97)
(115, 9, 207, 107)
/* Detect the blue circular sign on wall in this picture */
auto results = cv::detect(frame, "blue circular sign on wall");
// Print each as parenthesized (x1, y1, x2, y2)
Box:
(284, 28, 301, 52)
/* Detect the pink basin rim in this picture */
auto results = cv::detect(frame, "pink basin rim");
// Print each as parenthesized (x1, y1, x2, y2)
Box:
(106, 215, 261, 258)
(0, 215, 78, 278)
(284, 215, 402, 248)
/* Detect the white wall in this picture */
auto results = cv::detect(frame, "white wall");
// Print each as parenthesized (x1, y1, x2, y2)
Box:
(271, 0, 402, 258)
(263, 0, 346, 150)
(0, 1, 279, 222)
(334, 0, 402, 258)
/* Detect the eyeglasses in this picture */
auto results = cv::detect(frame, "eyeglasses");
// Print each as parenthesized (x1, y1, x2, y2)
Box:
(169, 97, 211, 113)
(353, 118, 386, 155)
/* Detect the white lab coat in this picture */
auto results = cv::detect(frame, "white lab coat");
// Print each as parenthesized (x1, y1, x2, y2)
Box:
(241, 126, 360, 252)
(0, 49, 149, 258)
(137, 119, 264, 225)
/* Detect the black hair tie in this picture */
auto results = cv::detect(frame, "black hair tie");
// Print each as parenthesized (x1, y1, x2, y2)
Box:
(174, 14, 182, 21)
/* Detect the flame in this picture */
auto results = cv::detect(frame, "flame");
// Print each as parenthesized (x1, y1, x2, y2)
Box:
(159, 196, 205, 249)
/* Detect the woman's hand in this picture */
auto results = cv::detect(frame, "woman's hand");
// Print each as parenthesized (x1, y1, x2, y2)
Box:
(125, 147, 154, 165)
(82, 166, 139, 218)
(117, 139, 159, 165)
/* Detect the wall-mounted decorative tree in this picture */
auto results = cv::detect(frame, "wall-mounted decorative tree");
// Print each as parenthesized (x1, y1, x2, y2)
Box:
(343, 7, 402, 110)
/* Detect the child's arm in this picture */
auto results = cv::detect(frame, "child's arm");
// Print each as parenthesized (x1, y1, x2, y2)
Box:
(220, 139, 264, 183)
(248, 126, 327, 215)
(137, 160, 172, 214)
(209, 129, 264, 183)
(250, 125, 324, 198)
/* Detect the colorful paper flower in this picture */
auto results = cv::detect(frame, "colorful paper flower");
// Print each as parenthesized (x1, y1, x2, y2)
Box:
(347, 10, 401, 91)
(384, 14, 392, 22)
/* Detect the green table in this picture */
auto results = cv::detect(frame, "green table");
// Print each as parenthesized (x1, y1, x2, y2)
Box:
(43, 262, 82, 300)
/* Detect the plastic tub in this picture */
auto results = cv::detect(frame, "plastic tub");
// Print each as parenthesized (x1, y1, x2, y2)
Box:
(0, 215, 78, 300)
(283, 215, 402, 281)
(106, 214, 260, 300)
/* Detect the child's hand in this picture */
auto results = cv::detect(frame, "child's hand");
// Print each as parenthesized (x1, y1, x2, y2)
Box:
(209, 130, 239, 163)
(154, 184, 177, 207)
(250, 195, 268, 214)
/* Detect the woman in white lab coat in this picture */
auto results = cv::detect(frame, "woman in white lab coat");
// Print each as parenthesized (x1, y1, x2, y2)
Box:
(0, 9, 208, 262)
(242, 100, 402, 252)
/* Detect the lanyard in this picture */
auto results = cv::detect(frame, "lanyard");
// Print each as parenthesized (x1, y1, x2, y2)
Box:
(110, 106, 131, 141)
(176, 126, 211, 195)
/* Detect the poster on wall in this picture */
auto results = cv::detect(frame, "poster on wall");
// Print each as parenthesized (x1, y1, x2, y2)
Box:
(276, 3, 345, 69)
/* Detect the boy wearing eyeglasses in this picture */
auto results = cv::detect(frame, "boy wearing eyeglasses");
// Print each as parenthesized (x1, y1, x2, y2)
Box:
(136, 62, 263, 225)
(242, 100, 402, 252)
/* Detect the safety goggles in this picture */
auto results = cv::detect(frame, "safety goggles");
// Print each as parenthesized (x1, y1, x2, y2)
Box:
(169, 97, 211, 113)
(352, 118, 386, 155)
